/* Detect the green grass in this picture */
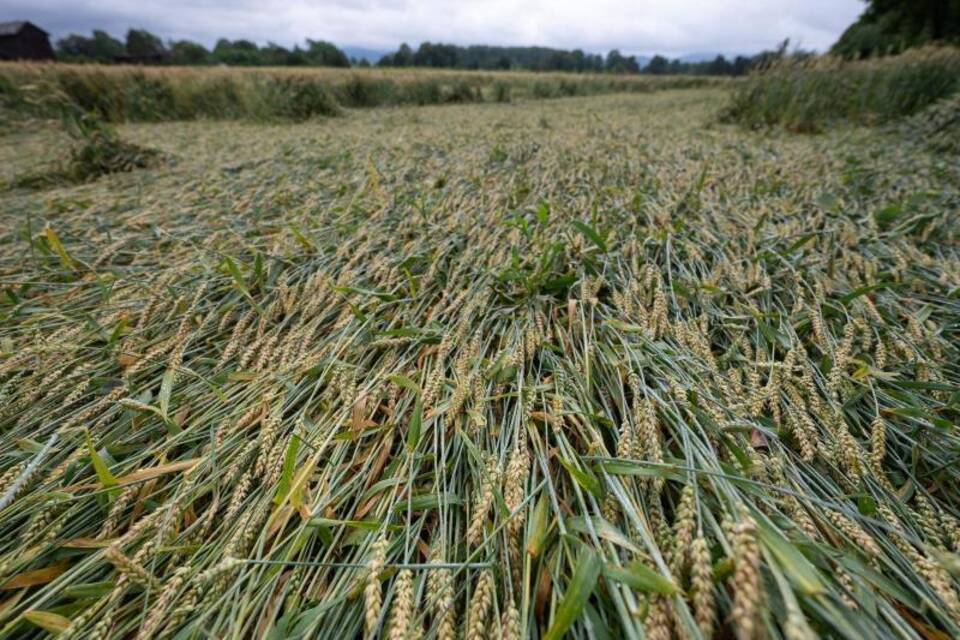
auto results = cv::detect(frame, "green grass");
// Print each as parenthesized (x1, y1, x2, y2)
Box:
(0, 89, 959, 639)
(722, 46, 960, 132)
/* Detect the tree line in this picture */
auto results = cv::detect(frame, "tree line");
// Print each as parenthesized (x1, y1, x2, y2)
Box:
(55, 29, 351, 67)
(378, 42, 758, 76)
(50, 29, 809, 76)
(52, 28, 759, 75)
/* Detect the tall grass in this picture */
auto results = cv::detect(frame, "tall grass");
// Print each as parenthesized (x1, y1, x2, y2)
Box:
(0, 63, 725, 123)
(722, 46, 960, 132)
(12, 95, 163, 188)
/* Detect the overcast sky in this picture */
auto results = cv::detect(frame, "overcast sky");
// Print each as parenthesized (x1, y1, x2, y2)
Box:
(5, 0, 865, 57)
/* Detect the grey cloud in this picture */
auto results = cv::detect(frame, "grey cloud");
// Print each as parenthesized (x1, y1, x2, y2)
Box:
(2, 0, 864, 56)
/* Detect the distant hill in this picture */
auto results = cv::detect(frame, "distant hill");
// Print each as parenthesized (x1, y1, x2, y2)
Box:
(678, 52, 746, 63)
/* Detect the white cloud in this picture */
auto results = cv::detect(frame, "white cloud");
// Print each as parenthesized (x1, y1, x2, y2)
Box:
(7, 0, 865, 56)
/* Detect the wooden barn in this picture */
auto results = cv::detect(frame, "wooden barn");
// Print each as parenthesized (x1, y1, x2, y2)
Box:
(0, 21, 54, 61)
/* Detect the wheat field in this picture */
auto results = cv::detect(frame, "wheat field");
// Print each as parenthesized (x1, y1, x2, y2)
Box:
(0, 85, 959, 639)
(0, 62, 725, 122)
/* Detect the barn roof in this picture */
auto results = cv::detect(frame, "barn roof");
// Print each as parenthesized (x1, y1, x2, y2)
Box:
(0, 21, 48, 37)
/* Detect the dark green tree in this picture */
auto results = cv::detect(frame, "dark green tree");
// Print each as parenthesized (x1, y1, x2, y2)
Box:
(212, 39, 261, 65)
(55, 34, 92, 61)
(126, 29, 167, 61)
(731, 55, 753, 76)
(378, 42, 606, 72)
(287, 45, 308, 66)
(413, 43, 460, 67)
(261, 43, 293, 66)
(56, 30, 124, 62)
(92, 30, 125, 61)
(604, 50, 639, 74)
(833, 0, 960, 58)
(305, 40, 350, 67)
(169, 40, 210, 65)
(644, 55, 669, 75)
(707, 55, 732, 75)
(381, 43, 414, 66)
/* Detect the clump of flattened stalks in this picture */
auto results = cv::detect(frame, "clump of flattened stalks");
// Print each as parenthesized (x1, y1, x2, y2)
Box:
(10, 87, 163, 189)
(61, 117, 162, 182)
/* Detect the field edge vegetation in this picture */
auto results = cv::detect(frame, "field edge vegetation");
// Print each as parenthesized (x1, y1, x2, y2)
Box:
(0, 63, 726, 123)
(721, 46, 960, 133)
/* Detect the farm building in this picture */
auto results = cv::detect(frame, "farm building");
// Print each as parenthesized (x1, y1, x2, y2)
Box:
(0, 21, 54, 61)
